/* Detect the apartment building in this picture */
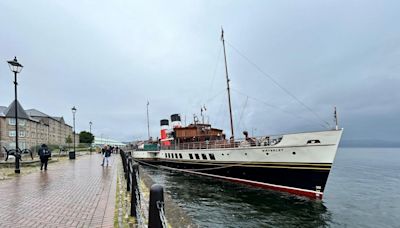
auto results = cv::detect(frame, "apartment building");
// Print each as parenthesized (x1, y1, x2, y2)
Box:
(0, 101, 74, 155)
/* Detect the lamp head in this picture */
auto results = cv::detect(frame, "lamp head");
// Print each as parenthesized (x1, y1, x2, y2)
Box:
(72, 106, 77, 114)
(7, 56, 23, 73)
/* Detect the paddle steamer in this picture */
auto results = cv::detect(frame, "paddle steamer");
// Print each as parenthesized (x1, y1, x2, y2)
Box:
(132, 30, 343, 199)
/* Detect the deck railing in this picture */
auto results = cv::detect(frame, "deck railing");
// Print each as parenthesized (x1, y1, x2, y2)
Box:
(160, 136, 283, 151)
(125, 135, 284, 152)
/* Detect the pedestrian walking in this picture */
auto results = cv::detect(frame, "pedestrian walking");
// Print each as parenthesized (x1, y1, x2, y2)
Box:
(103, 146, 112, 166)
(38, 144, 51, 170)
(101, 145, 106, 166)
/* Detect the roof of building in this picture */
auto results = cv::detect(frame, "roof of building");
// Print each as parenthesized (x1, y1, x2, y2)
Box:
(26, 109, 70, 127)
(25, 108, 49, 117)
(93, 137, 126, 146)
(1, 102, 71, 126)
(0, 106, 7, 117)
(4, 100, 31, 120)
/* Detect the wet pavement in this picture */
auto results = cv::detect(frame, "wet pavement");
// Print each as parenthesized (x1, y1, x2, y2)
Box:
(0, 154, 116, 227)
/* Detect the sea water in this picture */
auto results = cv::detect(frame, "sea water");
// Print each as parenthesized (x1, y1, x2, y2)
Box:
(143, 148, 400, 227)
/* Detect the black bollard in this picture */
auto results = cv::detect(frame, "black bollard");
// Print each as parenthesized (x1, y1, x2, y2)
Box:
(148, 184, 165, 228)
(127, 157, 132, 191)
(130, 163, 139, 217)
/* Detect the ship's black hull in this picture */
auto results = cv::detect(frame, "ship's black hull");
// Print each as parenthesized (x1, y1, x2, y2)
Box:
(135, 158, 331, 199)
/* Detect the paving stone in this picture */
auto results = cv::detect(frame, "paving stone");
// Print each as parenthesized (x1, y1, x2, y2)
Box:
(0, 154, 117, 227)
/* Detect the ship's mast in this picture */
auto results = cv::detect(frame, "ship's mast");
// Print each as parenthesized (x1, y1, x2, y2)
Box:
(147, 101, 150, 140)
(221, 28, 235, 140)
(334, 106, 338, 130)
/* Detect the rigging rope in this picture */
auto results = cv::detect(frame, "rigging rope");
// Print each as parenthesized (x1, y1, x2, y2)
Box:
(237, 96, 249, 130)
(225, 41, 331, 128)
(207, 45, 223, 99)
(231, 88, 329, 128)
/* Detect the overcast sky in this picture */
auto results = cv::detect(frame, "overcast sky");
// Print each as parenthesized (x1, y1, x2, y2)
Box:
(1, 1, 399, 143)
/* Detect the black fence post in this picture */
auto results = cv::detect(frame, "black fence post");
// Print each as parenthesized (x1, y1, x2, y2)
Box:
(130, 162, 139, 217)
(148, 184, 165, 228)
(127, 157, 132, 191)
(120, 151, 127, 178)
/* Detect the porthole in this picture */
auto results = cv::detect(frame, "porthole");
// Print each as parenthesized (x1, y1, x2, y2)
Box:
(266, 153, 269, 155)
(245, 153, 247, 156)
(292, 152, 296, 155)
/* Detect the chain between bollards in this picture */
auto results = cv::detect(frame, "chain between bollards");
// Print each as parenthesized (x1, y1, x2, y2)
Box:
(149, 184, 167, 228)
(130, 162, 139, 217)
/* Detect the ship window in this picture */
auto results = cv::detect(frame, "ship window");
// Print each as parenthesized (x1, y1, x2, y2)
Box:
(189, 154, 193, 159)
(195, 154, 200, 159)
(165, 154, 167, 158)
(307, 140, 320, 144)
(201, 154, 207, 160)
(175, 154, 178, 159)
(179, 153, 183, 159)
(167, 153, 170, 158)
(209, 154, 216, 160)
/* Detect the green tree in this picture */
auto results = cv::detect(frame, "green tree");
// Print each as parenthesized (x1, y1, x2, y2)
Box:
(66, 135, 72, 144)
(79, 131, 94, 144)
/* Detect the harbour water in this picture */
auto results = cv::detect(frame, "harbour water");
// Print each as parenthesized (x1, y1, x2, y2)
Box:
(142, 148, 400, 227)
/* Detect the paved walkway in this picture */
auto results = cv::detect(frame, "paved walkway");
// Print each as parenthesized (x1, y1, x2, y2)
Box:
(0, 154, 117, 227)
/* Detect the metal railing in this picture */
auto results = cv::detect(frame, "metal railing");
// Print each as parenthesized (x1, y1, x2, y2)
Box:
(120, 150, 167, 228)
(161, 136, 283, 151)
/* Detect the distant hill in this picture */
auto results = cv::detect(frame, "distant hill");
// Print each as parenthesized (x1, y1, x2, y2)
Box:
(340, 139, 400, 148)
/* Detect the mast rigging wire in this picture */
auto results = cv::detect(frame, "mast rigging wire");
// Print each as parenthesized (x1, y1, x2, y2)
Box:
(237, 96, 249, 131)
(231, 88, 329, 128)
(225, 41, 331, 128)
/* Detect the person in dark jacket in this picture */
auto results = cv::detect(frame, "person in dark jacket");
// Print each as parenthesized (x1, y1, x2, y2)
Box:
(104, 146, 112, 166)
(38, 144, 51, 170)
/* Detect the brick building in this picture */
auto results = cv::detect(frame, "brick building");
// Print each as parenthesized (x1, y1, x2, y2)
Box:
(0, 101, 75, 155)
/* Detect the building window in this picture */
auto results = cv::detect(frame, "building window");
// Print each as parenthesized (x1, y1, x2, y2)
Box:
(9, 131, 16, 137)
(8, 118, 16, 125)
(19, 131, 25, 137)
(201, 154, 207, 160)
(209, 154, 216, 160)
(189, 154, 193, 159)
(19, 120, 26, 126)
(195, 154, 200, 159)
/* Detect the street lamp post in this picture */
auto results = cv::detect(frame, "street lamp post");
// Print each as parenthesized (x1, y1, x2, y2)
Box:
(70, 106, 77, 159)
(7, 57, 23, 174)
(89, 121, 92, 154)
